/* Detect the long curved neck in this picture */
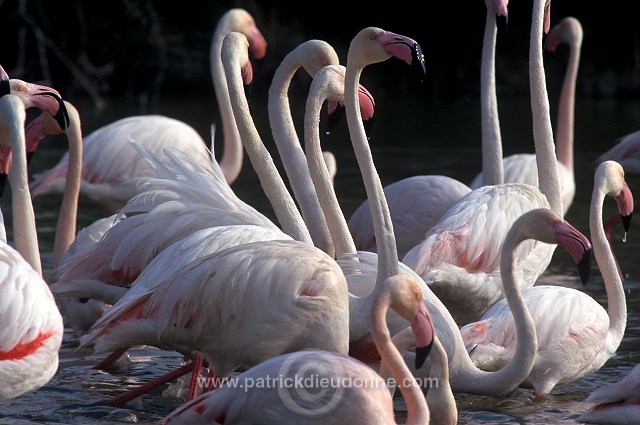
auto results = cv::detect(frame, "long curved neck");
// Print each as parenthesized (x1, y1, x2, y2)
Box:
(54, 106, 82, 266)
(223, 40, 313, 245)
(530, 0, 562, 215)
(450, 228, 538, 395)
(590, 187, 627, 348)
(371, 293, 429, 424)
(4, 97, 41, 276)
(304, 72, 357, 258)
(480, 8, 504, 186)
(210, 18, 244, 184)
(344, 60, 398, 282)
(555, 32, 581, 175)
(304, 69, 374, 342)
(268, 50, 334, 255)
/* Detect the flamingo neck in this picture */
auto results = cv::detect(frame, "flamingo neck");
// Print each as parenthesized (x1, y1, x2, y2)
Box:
(223, 39, 313, 245)
(344, 62, 399, 282)
(371, 292, 429, 424)
(451, 226, 538, 395)
(530, 0, 562, 215)
(590, 188, 627, 348)
(555, 33, 581, 175)
(4, 97, 41, 276)
(211, 16, 244, 184)
(303, 68, 357, 258)
(268, 48, 334, 255)
(480, 8, 504, 186)
(54, 108, 82, 266)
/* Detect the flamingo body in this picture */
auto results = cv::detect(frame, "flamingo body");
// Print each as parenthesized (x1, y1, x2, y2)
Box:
(577, 363, 640, 425)
(402, 183, 554, 324)
(460, 160, 632, 396)
(29, 115, 213, 211)
(348, 175, 471, 258)
(80, 239, 350, 379)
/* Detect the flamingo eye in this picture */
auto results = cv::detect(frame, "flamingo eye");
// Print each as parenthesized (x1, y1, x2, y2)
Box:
(18, 84, 26, 92)
(369, 33, 376, 40)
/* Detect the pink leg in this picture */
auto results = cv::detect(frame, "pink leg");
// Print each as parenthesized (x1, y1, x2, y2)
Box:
(105, 361, 194, 407)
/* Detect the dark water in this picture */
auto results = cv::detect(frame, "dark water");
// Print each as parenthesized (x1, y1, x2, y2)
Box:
(1, 93, 640, 424)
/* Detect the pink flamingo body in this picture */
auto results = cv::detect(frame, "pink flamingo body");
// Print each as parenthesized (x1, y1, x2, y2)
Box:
(157, 274, 434, 425)
(0, 94, 63, 402)
(577, 363, 640, 424)
(460, 160, 633, 396)
(28, 8, 267, 212)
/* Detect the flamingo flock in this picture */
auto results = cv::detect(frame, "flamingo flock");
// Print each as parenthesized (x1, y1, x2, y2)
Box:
(1, 3, 639, 425)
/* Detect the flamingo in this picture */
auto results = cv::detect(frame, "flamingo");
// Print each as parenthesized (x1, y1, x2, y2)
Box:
(460, 160, 633, 397)
(469, 15, 581, 216)
(577, 363, 640, 424)
(48, 35, 377, 308)
(157, 274, 434, 425)
(298, 30, 585, 403)
(0, 94, 64, 402)
(73, 28, 421, 406)
(28, 8, 267, 211)
(595, 129, 640, 246)
(401, 0, 564, 325)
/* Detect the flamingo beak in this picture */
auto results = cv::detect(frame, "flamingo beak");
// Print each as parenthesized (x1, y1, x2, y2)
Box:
(411, 302, 434, 369)
(34, 91, 70, 130)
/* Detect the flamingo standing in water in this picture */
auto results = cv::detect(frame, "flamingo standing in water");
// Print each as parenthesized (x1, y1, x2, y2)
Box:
(460, 160, 632, 397)
(577, 363, 640, 424)
(298, 29, 589, 403)
(469, 14, 581, 216)
(157, 274, 434, 425)
(401, 0, 564, 325)
(0, 94, 64, 402)
(28, 8, 267, 211)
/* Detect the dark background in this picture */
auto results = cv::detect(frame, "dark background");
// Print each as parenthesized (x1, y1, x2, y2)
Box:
(1, 0, 638, 113)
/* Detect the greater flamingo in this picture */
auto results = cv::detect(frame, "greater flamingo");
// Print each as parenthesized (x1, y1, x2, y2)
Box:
(74, 28, 422, 406)
(300, 30, 582, 404)
(469, 14, 581, 216)
(577, 363, 640, 424)
(157, 274, 434, 425)
(460, 160, 632, 397)
(401, 0, 565, 325)
(0, 94, 64, 402)
(28, 8, 267, 211)
(49, 35, 377, 308)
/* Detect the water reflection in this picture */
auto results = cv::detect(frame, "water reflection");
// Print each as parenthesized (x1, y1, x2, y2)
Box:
(1, 94, 639, 424)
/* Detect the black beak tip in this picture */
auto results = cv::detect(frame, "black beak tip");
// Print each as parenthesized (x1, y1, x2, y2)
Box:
(54, 96, 70, 130)
(412, 43, 426, 81)
(622, 213, 632, 233)
(414, 343, 432, 370)
(578, 250, 592, 285)
(325, 104, 345, 135)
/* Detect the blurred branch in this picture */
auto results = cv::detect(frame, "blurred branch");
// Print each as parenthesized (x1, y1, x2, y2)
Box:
(18, 6, 107, 111)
